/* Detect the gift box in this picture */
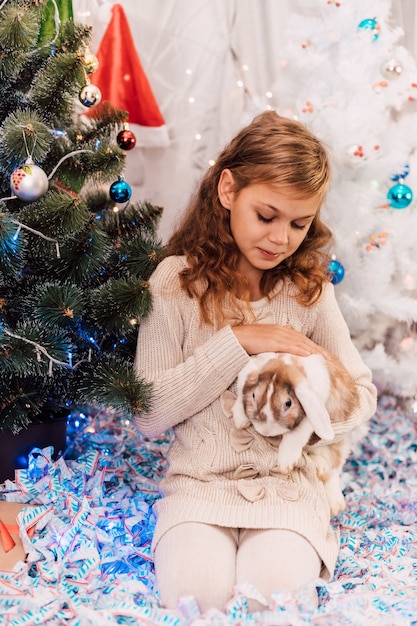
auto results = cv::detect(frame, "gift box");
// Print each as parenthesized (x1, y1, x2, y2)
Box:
(0, 501, 35, 571)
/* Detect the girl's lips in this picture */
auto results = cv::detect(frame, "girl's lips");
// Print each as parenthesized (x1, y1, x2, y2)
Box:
(258, 247, 281, 258)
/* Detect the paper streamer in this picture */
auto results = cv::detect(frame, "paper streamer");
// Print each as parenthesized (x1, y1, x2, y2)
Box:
(0, 398, 416, 624)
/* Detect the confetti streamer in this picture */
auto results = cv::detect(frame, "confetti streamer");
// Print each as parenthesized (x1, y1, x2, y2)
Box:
(0, 398, 416, 624)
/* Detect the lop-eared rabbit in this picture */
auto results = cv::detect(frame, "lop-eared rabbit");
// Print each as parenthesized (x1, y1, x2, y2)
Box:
(224, 351, 360, 515)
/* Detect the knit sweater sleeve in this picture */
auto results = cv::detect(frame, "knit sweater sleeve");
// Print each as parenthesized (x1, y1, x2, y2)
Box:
(307, 282, 378, 445)
(133, 257, 250, 437)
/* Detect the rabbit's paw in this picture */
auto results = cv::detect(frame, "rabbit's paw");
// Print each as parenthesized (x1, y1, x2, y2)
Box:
(325, 472, 346, 516)
(276, 445, 303, 474)
(310, 452, 331, 480)
(232, 409, 251, 430)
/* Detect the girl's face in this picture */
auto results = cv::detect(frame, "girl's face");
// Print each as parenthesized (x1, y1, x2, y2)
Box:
(218, 169, 321, 290)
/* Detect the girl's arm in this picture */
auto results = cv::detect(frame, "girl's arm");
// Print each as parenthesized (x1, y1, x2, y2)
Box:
(133, 262, 250, 438)
(232, 323, 328, 357)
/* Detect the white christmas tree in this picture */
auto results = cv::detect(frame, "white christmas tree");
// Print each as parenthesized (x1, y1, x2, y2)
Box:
(273, 0, 417, 408)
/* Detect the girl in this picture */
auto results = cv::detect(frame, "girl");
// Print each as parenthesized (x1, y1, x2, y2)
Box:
(134, 111, 377, 613)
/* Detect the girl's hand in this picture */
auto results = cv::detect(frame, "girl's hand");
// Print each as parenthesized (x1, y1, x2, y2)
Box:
(232, 324, 326, 357)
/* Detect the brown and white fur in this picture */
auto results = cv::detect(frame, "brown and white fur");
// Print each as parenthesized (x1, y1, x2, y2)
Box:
(225, 351, 360, 515)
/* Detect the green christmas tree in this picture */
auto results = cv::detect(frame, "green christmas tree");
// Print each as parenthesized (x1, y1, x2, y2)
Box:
(0, 0, 164, 435)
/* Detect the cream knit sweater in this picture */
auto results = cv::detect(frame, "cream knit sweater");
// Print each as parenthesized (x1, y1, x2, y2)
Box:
(134, 256, 377, 578)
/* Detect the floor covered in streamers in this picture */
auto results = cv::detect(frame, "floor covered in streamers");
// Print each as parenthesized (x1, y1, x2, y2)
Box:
(0, 395, 416, 625)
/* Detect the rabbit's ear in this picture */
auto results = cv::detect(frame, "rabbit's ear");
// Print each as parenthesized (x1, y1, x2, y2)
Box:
(293, 379, 334, 441)
(220, 390, 237, 418)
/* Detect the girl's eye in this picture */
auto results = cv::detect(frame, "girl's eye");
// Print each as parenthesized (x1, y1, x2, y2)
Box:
(292, 222, 309, 230)
(257, 213, 274, 223)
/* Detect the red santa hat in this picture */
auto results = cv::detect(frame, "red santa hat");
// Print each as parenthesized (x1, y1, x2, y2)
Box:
(89, 3, 169, 148)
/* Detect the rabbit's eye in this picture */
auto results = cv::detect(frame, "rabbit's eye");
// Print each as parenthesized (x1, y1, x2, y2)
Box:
(252, 393, 256, 399)
(285, 399, 292, 409)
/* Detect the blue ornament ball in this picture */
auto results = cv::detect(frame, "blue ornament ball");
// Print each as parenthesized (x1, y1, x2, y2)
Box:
(109, 177, 132, 203)
(328, 258, 345, 285)
(358, 17, 380, 40)
(387, 183, 413, 209)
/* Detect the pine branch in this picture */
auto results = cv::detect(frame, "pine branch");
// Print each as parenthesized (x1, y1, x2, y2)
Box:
(78, 102, 129, 140)
(88, 277, 152, 334)
(99, 201, 164, 238)
(22, 282, 85, 329)
(75, 355, 153, 416)
(0, 3, 40, 54)
(46, 139, 126, 192)
(0, 380, 40, 434)
(0, 211, 25, 278)
(30, 52, 86, 124)
(121, 233, 165, 278)
(18, 189, 91, 238)
(0, 108, 53, 170)
(51, 221, 112, 284)
(0, 320, 72, 368)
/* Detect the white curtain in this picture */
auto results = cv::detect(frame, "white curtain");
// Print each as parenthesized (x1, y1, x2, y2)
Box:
(72, 0, 417, 241)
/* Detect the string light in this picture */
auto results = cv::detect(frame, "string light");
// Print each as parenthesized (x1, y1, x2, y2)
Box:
(47, 149, 96, 180)
(2, 327, 72, 370)
(10, 218, 60, 258)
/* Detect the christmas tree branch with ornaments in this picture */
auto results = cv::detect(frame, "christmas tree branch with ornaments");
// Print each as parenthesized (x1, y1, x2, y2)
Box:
(0, 0, 164, 435)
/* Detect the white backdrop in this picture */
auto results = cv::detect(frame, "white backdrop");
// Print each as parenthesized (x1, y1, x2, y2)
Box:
(73, 0, 417, 242)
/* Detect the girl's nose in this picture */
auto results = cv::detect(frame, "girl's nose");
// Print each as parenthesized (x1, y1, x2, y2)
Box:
(269, 223, 289, 244)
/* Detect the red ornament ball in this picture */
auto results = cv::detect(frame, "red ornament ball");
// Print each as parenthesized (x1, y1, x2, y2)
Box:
(117, 129, 137, 151)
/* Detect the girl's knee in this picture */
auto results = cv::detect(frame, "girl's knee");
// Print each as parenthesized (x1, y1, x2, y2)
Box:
(157, 569, 234, 612)
(154, 523, 237, 612)
(236, 528, 321, 602)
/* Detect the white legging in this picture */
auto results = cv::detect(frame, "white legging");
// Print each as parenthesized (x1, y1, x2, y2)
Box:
(154, 522, 321, 613)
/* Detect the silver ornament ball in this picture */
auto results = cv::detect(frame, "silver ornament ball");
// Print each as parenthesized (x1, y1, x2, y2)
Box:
(79, 83, 102, 108)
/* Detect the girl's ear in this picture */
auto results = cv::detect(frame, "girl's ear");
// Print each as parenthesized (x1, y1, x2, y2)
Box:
(218, 169, 235, 209)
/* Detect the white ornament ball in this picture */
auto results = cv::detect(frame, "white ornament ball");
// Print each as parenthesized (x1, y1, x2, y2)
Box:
(10, 162, 49, 201)
(381, 58, 402, 80)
